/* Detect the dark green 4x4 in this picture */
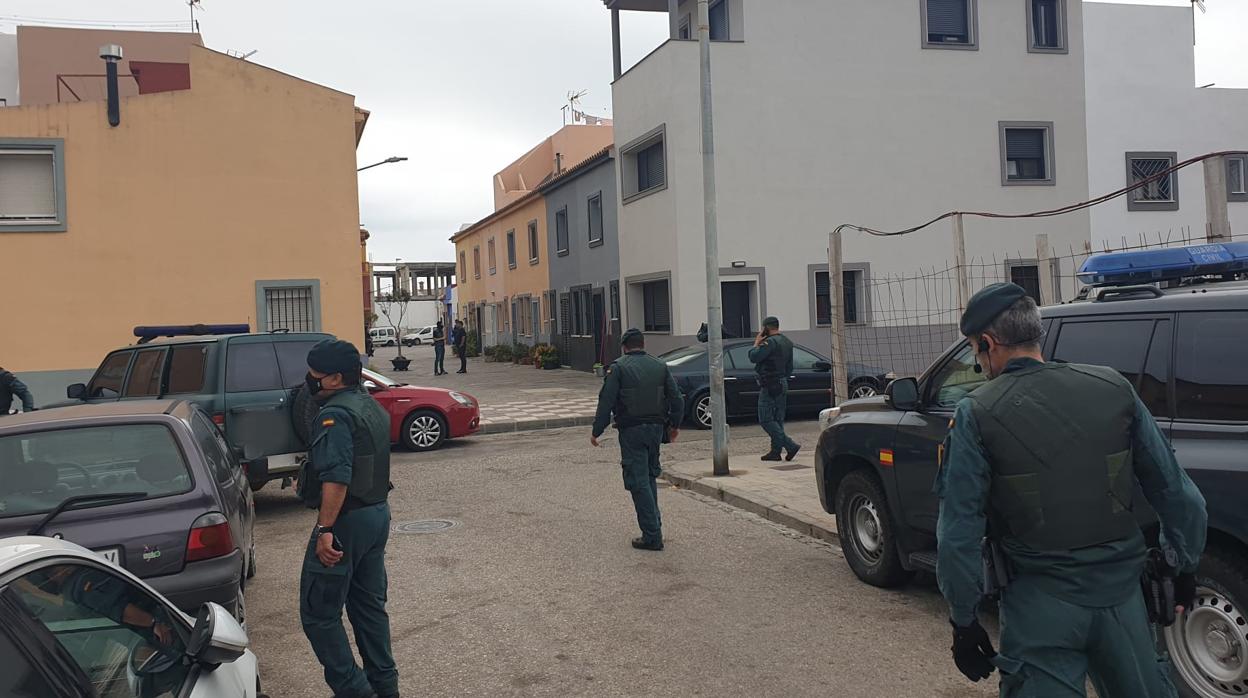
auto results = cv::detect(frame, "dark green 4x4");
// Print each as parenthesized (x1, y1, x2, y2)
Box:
(60, 328, 333, 490)
(816, 276, 1248, 698)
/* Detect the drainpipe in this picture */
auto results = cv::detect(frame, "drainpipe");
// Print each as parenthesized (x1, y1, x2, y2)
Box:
(99, 44, 123, 127)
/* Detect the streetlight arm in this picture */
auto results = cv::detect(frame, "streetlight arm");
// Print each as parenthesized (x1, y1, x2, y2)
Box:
(358, 156, 409, 172)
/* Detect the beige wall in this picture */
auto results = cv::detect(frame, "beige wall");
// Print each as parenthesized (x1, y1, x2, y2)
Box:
(16, 26, 202, 105)
(493, 125, 612, 210)
(0, 46, 364, 374)
(453, 195, 551, 341)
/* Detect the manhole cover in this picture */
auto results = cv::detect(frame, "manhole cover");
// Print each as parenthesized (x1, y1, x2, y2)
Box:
(393, 519, 458, 534)
(771, 464, 812, 472)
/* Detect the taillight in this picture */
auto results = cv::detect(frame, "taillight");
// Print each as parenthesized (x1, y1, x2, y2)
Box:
(186, 513, 234, 562)
(211, 413, 226, 428)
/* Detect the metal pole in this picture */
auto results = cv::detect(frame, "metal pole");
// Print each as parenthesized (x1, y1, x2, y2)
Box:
(698, 0, 729, 476)
(827, 230, 849, 406)
(952, 213, 970, 315)
(611, 9, 623, 81)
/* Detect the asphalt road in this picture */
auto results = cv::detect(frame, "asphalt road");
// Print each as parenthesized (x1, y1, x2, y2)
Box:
(246, 420, 996, 697)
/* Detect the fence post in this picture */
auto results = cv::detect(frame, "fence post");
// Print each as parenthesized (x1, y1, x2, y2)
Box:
(1204, 155, 1231, 242)
(953, 213, 971, 314)
(1035, 233, 1054, 306)
(828, 230, 849, 406)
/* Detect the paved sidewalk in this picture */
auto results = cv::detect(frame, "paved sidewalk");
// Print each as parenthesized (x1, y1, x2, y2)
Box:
(662, 449, 840, 544)
(367, 344, 603, 434)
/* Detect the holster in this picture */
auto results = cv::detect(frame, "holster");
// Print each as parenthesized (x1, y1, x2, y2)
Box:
(982, 538, 1012, 602)
(1141, 547, 1179, 627)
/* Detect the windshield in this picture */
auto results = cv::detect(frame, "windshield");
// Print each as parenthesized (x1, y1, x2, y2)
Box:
(0, 424, 192, 519)
(362, 368, 401, 387)
(659, 345, 708, 367)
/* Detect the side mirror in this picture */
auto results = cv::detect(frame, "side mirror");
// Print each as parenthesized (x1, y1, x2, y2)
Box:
(186, 602, 248, 667)
(363, 380, 381, 392)
(812, 361, 832, 373)
(886, 377, 920, 411)
(67, 383, 87, 400)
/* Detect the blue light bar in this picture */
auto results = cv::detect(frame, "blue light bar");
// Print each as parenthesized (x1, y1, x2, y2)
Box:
(133, 324, 251, 342)
(1077, 242, 1248, 286)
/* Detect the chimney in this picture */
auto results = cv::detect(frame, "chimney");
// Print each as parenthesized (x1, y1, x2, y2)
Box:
(555, 152, 563, 174)
(99, 44, 123, 127)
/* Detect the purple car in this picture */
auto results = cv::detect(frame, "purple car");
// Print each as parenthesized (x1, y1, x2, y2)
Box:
(0, 400, 258, 621)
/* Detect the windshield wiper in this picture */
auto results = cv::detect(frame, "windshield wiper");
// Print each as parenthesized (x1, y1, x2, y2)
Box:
(27, 492, 148, 536)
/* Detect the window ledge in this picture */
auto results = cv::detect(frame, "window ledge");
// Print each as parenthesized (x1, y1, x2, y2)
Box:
(529, 258, 540, 266)
(588, 238, 604, 248)
(1002, 178, 1056, 187)
(922, 41, 978, 51)
(0, 221, 67, 233)
(1027, 44, 1069, 55)
(1227, 192, 1248, 203)
(1127, 201, 1180, 212)
(508, 263, 517, 270)
(623, 182, 668, 205)
(557, 249, 571, 257)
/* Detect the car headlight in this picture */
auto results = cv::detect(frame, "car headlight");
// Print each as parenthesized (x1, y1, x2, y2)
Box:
(819, 406, 842, 432)
(449, 391, 475, 406)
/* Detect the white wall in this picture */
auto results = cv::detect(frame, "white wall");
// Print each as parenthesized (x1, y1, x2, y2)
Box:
(1084, 2, 1248, 251)
(613, 0, 1092, 349)
(0, 33, 18, 106)
(373, 300, 441, 334)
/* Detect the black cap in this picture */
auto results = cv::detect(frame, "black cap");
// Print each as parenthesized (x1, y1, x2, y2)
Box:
(620, 328, 644, 346)
(762, 316, 780, 328)
(960, 283, 1028, 336)
(307, 339, 362, 375)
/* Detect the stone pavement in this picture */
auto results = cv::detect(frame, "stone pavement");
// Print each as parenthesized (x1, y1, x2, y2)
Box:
(367, 344, 603, 433)
(661, 448, 840, 544)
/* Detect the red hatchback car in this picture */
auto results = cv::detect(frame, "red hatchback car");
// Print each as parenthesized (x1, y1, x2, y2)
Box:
(361, 368, 480, 451)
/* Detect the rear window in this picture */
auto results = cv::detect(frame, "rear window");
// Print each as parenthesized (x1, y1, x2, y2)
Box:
(167, 344, 209, 394)
(123, 348, 166, 397)
(226, 342, 282, 393)
(1051, 319, 1153, 384)
(89, 351, 132, 398)
(273, 341, 318, 388)
(0, 424, 192, 518)
(1175, 311, 1248, 422)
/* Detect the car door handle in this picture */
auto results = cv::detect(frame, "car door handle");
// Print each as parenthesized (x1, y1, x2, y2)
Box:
(723, 377, 737, 382)
(229, 404, 284, 414)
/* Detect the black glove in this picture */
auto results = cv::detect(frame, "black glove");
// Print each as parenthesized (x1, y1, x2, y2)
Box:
(1175, 572, 1197, 613)
(950, 619, 997, 682)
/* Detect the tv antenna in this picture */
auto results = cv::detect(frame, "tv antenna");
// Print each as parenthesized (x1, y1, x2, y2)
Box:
(188, 0, 204, 33)
(562, 89, 588, 125)
(1191, 0, 1206, 44)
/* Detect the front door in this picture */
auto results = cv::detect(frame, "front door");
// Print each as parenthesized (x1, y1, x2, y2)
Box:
(724, 344, 761, 417)
(722, 281, 752, 339)
(592, 291, 606, 364)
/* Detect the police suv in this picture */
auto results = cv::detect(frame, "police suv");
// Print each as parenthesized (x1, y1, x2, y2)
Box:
(815, 242, 1248, 698)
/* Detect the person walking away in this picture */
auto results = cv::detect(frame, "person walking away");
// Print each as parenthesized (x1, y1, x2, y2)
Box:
(432, 321, 447, 376)
(748, 317, 800, 461)
(298, 339, 399, 698)
(590, 329, 684, 551)
(936, 282, 1207, 697)
(0, 366, 36, 416)
(452, 320, 468, 374)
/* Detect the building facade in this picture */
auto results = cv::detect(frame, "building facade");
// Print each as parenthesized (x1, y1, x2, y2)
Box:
(605, 0, 1094, 365)
(540, 148, 621, 371)
(0, 30, 368, 403)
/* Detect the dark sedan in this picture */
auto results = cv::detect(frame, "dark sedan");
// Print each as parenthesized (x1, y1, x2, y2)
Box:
(0, 400, 258, 622)
(659, 340, 893, 429)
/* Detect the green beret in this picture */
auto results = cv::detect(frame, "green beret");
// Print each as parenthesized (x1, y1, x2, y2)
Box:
(620, 328, 644, 346)
(762, 316, 780, 328)
(960, 283, 1028, 336)
(307, 339, 362, 375)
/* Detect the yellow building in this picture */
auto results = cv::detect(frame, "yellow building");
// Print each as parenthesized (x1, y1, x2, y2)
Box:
(453, 125, 611, 349)
(0, 30, 368, 403)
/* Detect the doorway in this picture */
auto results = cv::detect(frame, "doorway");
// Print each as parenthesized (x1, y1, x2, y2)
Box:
(722, 280, 754, 339)
(592, 290, 607, 364)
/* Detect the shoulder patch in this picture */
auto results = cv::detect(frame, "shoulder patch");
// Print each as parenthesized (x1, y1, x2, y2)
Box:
(948, 418, 955, 429)
(321, 417, 336, 427)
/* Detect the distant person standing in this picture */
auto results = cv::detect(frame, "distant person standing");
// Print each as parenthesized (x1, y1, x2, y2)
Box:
(452, 320, 468, 374)
(0, 366, 35, 416)
(748, 316, 800, 461)
(432, 321, 447, 376)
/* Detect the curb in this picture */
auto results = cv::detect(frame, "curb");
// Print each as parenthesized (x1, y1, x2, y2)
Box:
(479, 415, 595, 435)
(661, 470, 840, 546)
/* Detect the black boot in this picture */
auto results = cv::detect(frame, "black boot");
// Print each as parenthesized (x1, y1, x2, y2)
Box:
(761, 451, 782, 462)
(631, 537, 664, 551)
(785, 444, 802, 461)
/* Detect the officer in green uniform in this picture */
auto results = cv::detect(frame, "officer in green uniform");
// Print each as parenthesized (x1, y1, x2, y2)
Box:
(591, 328, 684, 551)
(748, 316, 800, 461)
(299, 339, 399, 698)
(935, 283, 1207, 697)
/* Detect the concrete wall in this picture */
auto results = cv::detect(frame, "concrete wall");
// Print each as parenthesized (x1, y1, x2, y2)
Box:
(544, 155, 619, 294)
(0, 47, 365, 392)
(1083, 2, 1248, 250)
(0, 33, 17, 105)
(612, 0, 1092, 366)
(16, 26, 202, 105)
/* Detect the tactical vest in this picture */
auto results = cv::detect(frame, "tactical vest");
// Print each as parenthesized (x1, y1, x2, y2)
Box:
(969, 362, 1139, 551)
(301, 386, 392, 508)
(612, 352, 670, 427)
(755, 334, 793, 381)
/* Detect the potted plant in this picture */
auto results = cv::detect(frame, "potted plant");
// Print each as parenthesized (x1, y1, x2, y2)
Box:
(378, 289, 413, 371)
(593, 362, 605, 378)
(514, 343, 531, 365)
(541, 345, 561, 370)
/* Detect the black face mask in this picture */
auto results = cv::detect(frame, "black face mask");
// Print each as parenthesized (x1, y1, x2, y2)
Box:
(305, 372, 325, 394)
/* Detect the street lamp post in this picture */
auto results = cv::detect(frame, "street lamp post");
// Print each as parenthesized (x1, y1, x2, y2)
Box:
(358, 156, 409, 172)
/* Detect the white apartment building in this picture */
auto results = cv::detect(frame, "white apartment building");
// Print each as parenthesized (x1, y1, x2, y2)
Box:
(1083, 2, 1248, 251)
(606, 0, 1095, 362)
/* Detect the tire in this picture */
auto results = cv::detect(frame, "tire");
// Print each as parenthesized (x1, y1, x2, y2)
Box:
(689, 392, 712, 430)
(290, 383, 319, 448)
(401, 410, 447, 451)
(415, 339, 423, 346)
(1164, 542, 1248, 698)
(834, 469, 912, 588)
(849, 378, 880, 399)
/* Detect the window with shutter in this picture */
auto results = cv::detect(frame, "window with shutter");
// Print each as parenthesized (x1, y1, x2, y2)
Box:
(473, 247, 481, 278)
(813, 270, 863, 326)
(528, 222, 539, 263)
(1029, 0, 1064, 50)
(999, 122, 1053, 185)
(1227, 156, 1247, 201)
(0, 146, 64, 230)
(556, 207, 570, 253)
(587, 193, 604, 244)
(637, 142, 665, 193)
(709, 0, 728, 40)
(488, 239, 497, 274)
(925, 0, 972, 45)
(642, 280, 671, 333)
(506, 230, 517, 268)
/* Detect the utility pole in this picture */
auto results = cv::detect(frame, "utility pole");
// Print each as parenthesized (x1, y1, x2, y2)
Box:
(697, 0, 729, 476)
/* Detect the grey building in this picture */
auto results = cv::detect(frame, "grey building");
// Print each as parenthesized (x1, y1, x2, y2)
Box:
(539, 148, 622, 371)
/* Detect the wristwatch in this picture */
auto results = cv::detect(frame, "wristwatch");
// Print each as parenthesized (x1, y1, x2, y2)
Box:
(313, 524, 334, 539)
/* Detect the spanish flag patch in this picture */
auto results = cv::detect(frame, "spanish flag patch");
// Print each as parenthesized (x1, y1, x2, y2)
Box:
(879, 448, 895, 466)
(321, 418, 336, 427)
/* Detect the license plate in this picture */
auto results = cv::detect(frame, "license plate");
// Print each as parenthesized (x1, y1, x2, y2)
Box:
(94, 547, 122, 566)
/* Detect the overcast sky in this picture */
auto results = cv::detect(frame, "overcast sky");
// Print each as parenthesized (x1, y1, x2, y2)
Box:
(2, 1, 1244, 263)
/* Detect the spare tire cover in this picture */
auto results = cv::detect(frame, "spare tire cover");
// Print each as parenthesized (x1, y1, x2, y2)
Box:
(290, 383, 320, 448)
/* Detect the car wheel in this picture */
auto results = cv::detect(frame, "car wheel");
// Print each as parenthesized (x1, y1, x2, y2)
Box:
(415, 339, 423, 346)
(290, 383, 319, 448)
(401, 410, 447, 451)
(246, 543, 257, 580)
(849, 379, 880, 399)
(1164, 543, 1248, 698)
(689, 392, 712, 430)
(834, 469, 912, 588)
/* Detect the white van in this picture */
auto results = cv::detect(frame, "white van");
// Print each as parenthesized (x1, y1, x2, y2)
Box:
(369, 326, 399, 346)
(403, 325, 436, 346)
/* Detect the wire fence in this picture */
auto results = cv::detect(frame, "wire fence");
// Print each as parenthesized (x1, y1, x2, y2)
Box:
(831, 228, 1248, 386)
